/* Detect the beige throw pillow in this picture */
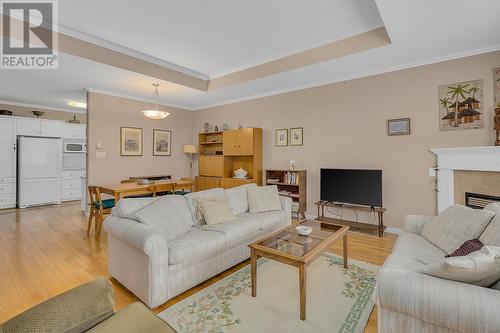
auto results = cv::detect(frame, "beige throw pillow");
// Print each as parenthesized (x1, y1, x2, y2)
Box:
(196, 197, 234, 225)
(421, 205, 494, 254)
(423, 246, 500, 286)
(247, 185, 281, 213)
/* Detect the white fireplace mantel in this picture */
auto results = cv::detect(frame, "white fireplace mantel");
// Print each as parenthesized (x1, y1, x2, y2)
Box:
(431, 146, 500, 213)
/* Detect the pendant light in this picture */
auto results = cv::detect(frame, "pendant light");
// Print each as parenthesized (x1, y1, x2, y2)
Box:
(141, 83, 170, 119)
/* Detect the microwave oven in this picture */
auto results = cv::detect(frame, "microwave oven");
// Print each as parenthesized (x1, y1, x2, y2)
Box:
(63, 141, 86, 153)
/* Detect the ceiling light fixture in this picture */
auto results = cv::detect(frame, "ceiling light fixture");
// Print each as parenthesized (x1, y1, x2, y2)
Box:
(67, 100, 87, 109)
(141, 83, 169, 120)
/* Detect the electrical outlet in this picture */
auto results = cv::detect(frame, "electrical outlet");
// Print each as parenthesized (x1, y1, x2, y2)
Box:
(429, 168, 436, 177)
(96, 151, 106, 159)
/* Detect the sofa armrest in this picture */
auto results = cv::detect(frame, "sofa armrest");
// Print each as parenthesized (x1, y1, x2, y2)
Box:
(377, 268, 500, 333)
(279, 196, 293, 213)
(0, 277, 114, 333)
(104, 216, 168, 255)
(403, 215, 434, 234)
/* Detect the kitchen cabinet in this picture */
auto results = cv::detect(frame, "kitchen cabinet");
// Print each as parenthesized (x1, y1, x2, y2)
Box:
(62, 123, 86, 139)
(0, 117, 16, 208)
(17, 118, 63, 137)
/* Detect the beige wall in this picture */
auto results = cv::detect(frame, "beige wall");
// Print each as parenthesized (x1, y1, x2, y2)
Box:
(87, 92, 195, 185)
(194, 51, 500, 229)
(0, 104, 85, 123)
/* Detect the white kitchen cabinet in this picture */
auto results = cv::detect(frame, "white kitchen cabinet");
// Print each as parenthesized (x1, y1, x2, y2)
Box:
(62, 123, 86, 139)
(62, 169, 85, 201)
(0, 117, 16, 208)
(16, 118, 63, 137)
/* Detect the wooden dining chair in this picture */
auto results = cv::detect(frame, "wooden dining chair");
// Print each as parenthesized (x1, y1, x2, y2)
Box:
(87, 186, 115, 241)
(174, 178, 195, 195)
(151, 183, 175, 197)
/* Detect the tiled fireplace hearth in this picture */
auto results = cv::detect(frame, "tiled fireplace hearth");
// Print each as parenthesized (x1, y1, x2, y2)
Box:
(431, 146, 500, 213)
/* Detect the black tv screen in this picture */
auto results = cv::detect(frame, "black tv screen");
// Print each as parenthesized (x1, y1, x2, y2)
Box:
(320, 169, 382, 207)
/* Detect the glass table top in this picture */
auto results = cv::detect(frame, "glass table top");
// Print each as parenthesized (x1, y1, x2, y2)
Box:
(256, 220, 343, 257)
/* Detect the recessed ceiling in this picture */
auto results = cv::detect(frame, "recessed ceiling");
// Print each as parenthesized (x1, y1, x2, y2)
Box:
(0, 0, 499, 112)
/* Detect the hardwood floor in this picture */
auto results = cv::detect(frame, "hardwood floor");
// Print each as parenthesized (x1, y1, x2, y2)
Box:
(0, 202, 396, 332)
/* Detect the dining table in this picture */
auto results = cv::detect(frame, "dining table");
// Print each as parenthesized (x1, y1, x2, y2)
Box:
(98, 179, 194, 202)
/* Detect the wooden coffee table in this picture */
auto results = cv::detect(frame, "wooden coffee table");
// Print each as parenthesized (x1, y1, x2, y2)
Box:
(249, 220, 349, 320)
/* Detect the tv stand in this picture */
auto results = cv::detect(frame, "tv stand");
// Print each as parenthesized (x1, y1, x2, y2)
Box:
(315, 200, 386, 237)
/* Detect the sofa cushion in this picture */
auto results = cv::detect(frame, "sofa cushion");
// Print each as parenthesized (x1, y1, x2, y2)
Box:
(238, 210, 289, 233)
(247, 185, 281, 213)
(421, 205, 494, 254)
(202, 216, 262, 242)
(185, 188, 226, 225)
(392, 233, 446, 264)
(383, 253, 427, 272)
(480, 215, 500, 246)
(484, 202, 500, 214)
(113, 197, 159, 220)
(168, 228, 226, 266)
(134, 196, 192, 242)
(423, 246, 500, 287)
(225, 183, 257, 215)
(197, 197, 234, 225)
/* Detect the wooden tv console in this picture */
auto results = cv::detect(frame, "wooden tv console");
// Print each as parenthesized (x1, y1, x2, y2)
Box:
(315, 200, 386, 237)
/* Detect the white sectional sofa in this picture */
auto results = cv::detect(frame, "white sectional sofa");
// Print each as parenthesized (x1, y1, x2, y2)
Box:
(104, 184, 292, 308)
(376, 210, 500, 333)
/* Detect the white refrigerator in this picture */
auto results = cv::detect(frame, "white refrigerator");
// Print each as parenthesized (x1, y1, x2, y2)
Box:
(18, 136, 62, 208)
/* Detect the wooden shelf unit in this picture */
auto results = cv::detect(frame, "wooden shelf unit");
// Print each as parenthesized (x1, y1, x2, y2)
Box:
(265, 169, 306, 220)
(196, 128, 263, 191)
(315, 200, 386, 237)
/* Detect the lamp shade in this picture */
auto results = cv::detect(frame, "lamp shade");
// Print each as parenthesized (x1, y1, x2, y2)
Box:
(183, 144, 197, 154)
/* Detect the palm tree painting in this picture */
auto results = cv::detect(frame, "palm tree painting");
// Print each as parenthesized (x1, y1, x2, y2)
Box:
(438, 79, 483, 131)
(494, 68, 500, 112)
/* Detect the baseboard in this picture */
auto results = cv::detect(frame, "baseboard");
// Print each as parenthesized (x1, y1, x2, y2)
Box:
(303, 213, 403, 235)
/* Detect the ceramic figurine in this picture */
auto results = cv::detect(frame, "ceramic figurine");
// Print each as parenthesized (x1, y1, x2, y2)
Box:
(214, 125, 219, 132)
(204, 123, 210, 133)
(222, 123, 229, 131)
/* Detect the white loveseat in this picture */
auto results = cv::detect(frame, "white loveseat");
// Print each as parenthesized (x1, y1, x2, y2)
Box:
(104, 184, 292, 308)
(376, 209, 500, 333)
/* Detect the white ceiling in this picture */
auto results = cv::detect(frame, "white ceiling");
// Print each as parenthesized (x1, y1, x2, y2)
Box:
(1, 0, 499, 112)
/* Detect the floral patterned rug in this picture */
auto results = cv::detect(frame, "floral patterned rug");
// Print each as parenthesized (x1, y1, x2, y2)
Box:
(159, 252, 379, 333)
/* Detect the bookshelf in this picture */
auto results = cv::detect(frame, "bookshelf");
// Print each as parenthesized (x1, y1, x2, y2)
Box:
(265, 169, 306, 220)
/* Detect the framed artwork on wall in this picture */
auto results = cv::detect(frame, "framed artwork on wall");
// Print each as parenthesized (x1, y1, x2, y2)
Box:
(276, 129, 288, 146)
(387, 118, 410, 136)
(494, 67, 500, 109)
(153, 129, 172, 156)
(438, 79, 483, 131)
(120, 127, 142, 156)
(290, 127, 304, 146)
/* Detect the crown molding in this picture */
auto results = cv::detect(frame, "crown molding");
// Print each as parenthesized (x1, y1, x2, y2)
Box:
(59, 23, 210, 81)
(85, 88, 195, 111)
(195, 44, 500, 110)
(0, 100, 84, 114)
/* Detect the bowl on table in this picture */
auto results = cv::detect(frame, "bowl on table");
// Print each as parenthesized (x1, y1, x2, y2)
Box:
(295, 225, 312, 236)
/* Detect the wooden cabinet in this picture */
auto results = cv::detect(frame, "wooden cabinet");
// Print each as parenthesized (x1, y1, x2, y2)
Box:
(198, 155, 224, 177)
(223, 128, 255, 156)
(0, 117, 17, 209)
(195, 176, 221, 191)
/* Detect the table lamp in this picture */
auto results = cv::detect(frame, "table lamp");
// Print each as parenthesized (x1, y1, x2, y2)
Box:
(183, 145, 198, 179)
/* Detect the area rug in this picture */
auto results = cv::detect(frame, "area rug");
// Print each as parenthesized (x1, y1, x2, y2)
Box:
(159, 252, 379, 333)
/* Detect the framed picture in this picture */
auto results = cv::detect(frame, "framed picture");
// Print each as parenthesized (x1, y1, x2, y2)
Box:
(438, 79, 483, 131)
(153, 129, 172, 156)
(387, 118, 411, 136)
(290, 127, 303, 146)
(275, 129, 288, 146)
(120, 127, 142, 156)
(494, 67, 500, 109)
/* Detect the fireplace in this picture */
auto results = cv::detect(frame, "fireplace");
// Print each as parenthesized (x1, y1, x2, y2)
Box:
(431, 146, 500, 213)
(465, 192, 500, 209)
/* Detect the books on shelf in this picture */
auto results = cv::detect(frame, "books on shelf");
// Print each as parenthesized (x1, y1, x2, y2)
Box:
(283, 171, 300, 185)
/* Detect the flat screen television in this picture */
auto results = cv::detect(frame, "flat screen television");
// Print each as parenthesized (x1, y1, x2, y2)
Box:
(320, 168, 382, 207)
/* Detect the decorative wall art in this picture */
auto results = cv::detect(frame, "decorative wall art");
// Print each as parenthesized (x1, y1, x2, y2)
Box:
(494, 67, 500, 109)
(290, 127, 304, 146)
(153, 129, 172, 156)
(276, 129, 288, 146)
(120, 127, 143, 156)
(387, 118, 411, 136)
(438, 79, 483, 131)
